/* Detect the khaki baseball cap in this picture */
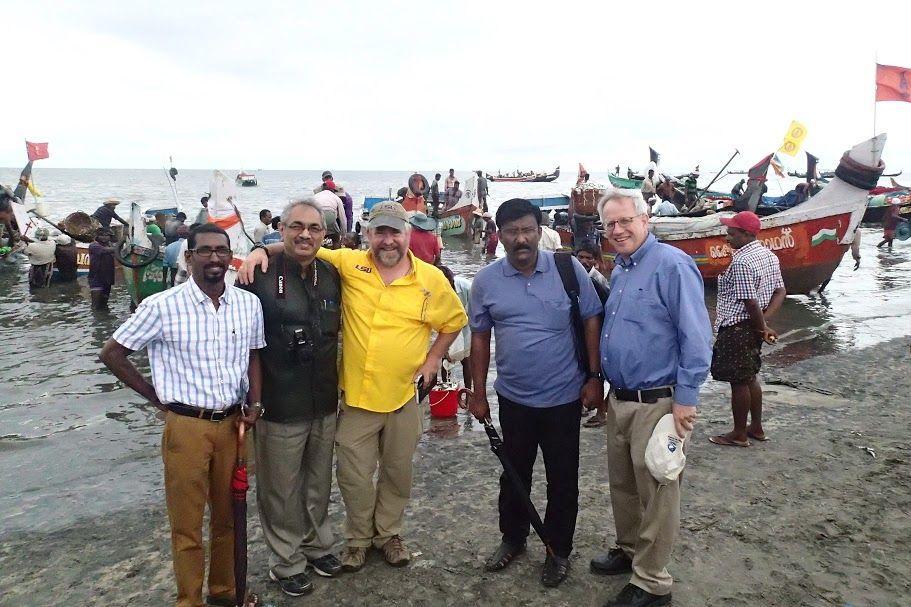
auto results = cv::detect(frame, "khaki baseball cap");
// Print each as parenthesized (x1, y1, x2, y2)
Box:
(368, 201, 408, 231)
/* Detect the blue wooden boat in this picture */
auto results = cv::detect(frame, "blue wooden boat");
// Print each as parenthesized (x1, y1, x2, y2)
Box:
(527, 195, 570, 211)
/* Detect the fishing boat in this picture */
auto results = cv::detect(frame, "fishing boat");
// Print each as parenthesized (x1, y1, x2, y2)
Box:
(602, 135, 887, 294)
(235, 172, 258, 187)
(527, 194, 571, 211)
(788, 169, 902, 179)
(609, 173, 732, 200)
(608, 174, 643, 189)
(863, 188, 910, 224)
(116, 202, 166, 307)
(439, 174, 480, 238)
(486, 166, 560, 183)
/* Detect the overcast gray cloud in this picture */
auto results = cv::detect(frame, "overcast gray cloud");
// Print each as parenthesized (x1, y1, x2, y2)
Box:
(3, 0, 910, 176)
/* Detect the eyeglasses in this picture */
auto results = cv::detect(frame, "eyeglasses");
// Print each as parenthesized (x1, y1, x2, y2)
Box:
(602, 214, 645, 232)
(284, 223, 325, 235)
(190, 246, 233, 258)
(500, 226, 539, 239)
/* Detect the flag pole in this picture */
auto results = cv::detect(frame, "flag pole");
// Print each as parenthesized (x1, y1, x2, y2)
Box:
(873, 54, 878, 138)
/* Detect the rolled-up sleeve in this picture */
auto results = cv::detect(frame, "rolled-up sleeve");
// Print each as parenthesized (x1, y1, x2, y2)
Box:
(667, 260, 713, 405)
(428, 274, 468, 334)
(468, 275, 493, 333)
(250, 299, 266, 349)
(112, 300, 162, 352)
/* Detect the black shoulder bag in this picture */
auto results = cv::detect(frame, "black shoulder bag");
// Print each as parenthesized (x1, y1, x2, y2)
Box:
(554, 252, 588, 372)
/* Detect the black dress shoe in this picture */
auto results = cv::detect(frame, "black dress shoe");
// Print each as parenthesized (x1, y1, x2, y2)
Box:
(541, 554, 569, 587)
(590, 547, 633, 575)
(604, 583, 671, 607)
(484, 541, 526, 572)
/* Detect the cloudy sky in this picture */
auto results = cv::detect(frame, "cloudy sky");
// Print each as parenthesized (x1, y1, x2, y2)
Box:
(3, 0, 910, 175)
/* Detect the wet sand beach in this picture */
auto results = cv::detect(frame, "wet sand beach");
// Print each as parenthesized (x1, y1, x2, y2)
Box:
(1, 335, 909, 607)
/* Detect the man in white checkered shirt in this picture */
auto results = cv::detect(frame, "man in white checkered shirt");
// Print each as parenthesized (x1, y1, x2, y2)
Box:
(100, 223, 265, 607)
(708, 212, 786, 449)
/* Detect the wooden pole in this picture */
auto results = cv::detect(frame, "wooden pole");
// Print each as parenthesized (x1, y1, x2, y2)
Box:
(697, 149, 740, 198)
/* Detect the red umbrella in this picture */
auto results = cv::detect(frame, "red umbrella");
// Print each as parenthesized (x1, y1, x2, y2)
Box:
(232, 422, 260, 606)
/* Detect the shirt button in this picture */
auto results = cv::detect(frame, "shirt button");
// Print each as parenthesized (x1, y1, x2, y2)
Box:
(612, 312, 615, 315)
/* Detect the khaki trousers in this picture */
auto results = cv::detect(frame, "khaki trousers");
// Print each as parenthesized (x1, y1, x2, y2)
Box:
(254, 414, 337, 577)
(161, 411, 240, 607)
(605, 395, 679, 596)
(335, 397, 423, 548)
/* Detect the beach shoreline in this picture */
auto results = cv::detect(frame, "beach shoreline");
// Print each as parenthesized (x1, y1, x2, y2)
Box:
(1, 337, 909, 606)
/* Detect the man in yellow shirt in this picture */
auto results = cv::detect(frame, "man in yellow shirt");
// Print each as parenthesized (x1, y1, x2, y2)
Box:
(240, 200, 467, 572)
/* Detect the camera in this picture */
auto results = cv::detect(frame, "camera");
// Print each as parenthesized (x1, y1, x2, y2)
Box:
(287, 327, 316, 364)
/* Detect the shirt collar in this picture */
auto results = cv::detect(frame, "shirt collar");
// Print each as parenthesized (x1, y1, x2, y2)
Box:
(616, 233, 657, 268)
(733, 239, 762, 258)
(187, 275, 231, 305)
(502, 250, 550, 276)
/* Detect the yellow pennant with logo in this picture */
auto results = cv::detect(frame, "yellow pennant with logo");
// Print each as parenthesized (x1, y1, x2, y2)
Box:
(778, 120, 807, 157)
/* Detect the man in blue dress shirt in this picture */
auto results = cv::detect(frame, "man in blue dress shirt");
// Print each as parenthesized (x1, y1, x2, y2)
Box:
(468, 198, 604, 589)
(590, 190, 712, 607)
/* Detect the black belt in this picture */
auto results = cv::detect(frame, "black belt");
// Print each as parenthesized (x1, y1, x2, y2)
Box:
(611, 387, 674, 404)
(166, 402, 241, 421)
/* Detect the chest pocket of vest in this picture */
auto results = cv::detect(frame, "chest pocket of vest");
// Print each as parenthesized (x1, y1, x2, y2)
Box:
(319, 298, 341, 336)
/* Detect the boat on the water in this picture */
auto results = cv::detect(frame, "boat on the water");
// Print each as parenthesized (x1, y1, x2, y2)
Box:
(486, 167, 560, 183)
(527, 194, 571, 211)
(863, 187, 910, 224)
(439, 174, 480, 238)
(607, 174, 643, 189)
(235, 172, 258, 187)
(608, 173, 732, 200)
(601, 135, 887, 294)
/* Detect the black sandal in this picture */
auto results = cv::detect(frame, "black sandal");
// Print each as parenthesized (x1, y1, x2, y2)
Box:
(484, 541, 526, 572)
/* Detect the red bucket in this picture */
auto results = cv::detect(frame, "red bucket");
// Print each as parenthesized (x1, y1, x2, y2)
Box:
(429, 387, 467, 418)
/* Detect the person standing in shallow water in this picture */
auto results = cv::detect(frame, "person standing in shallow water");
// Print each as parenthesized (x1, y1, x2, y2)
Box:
(99, 223, 265, 607)
(468, 198, 604, 589)
(88, 228, 116, 310)
(709, 211, 785, 448)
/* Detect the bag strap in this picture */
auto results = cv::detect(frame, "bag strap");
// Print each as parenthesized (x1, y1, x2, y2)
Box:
(553, 252, 587, 372)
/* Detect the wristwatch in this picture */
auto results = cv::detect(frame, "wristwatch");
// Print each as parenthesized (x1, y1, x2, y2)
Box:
(246, 401, 265, 417)
(252, 243, 270, 258)
(587, 370, 604, 381)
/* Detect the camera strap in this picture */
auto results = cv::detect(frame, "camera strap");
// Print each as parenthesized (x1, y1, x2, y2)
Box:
(275, 253, 318, 301)
(274, 253, 322, 337)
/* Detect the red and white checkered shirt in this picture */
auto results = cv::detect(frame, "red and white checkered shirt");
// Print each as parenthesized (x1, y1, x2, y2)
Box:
(715, 240, 784, 330)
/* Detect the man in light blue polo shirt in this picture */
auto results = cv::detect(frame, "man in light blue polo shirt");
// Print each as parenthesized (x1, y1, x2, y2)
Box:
(468, 198, 604, 589)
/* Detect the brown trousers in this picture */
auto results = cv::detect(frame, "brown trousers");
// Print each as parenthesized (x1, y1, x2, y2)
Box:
(335, 396, 423, 548)
(162, 411, 240, 607)
(605, 395, 680, 596)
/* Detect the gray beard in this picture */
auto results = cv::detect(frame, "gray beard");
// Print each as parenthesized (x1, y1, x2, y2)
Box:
(376, 248, 404, 267)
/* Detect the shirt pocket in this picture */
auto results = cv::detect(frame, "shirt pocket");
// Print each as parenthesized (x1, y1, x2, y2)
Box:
(319, 298, 342, 336)
(534, 294, 571, 332)
(624, 293, 670, 326)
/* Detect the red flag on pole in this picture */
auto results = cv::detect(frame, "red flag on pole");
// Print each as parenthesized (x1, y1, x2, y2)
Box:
(25, 141, 50, 161)
(876, 64, 911, 103)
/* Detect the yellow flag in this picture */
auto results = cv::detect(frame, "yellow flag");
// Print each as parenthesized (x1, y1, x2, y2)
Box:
(778, 120, 808, 157)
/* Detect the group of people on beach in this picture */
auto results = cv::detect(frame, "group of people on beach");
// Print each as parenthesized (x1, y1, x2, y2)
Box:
(88, 168, 789, 607)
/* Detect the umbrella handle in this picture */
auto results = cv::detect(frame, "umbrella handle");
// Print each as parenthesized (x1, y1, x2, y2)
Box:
(237, 418, 247, 453)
